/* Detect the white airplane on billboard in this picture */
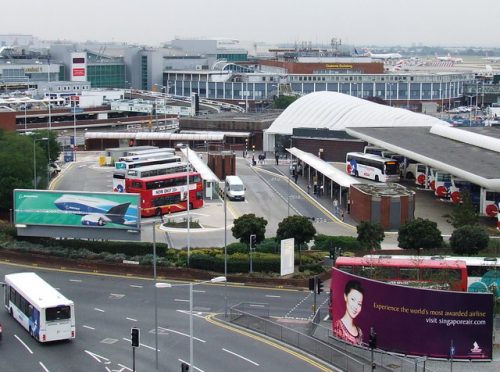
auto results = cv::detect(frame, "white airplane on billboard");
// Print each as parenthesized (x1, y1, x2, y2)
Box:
(54, 194, 138, 227)
(435, 53, 463, 63)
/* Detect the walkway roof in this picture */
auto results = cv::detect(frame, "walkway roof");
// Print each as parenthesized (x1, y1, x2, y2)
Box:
(286, 147, 360, 188)
(85, 132, 225, 141)
(181, 148, 219, 182)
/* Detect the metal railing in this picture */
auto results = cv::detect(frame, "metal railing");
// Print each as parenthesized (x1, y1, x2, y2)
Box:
(230, 302, 366, 371)
(230, 302, 437, 372)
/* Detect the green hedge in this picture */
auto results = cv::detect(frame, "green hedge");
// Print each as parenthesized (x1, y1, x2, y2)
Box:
(314, 234, 361, 252)
(190, 252, 281, 273)
(17, 237, 169, 257)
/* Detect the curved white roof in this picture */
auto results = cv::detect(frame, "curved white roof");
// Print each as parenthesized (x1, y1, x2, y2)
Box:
(267, 91, 447, 135)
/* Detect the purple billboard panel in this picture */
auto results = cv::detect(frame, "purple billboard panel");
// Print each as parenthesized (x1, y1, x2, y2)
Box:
(331, 268, 494, 359)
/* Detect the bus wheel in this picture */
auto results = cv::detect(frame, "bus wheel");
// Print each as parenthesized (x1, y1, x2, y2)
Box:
(375, 175, 379, 182)
(189, 202, 193, 210)
(9, 307, 13, 317)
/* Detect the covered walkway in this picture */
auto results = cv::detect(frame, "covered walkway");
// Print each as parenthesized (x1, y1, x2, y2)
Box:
(181, 147, 220, 200)
(286, 147, 360, 211)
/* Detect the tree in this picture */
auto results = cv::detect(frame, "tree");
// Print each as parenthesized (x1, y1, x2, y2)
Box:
(231, 213, 267, 244)
(447, 189, 479, 228)
(450, 225, 489, 255)
(0, 130, 61, 211)
(272, 95, 299, 109)
(397, 218, 443, 254)
(276, 215, 316, 248)
(356, 221, 385, 250)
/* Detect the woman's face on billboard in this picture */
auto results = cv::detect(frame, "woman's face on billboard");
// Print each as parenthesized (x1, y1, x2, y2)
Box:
(345, 289, 363, 319)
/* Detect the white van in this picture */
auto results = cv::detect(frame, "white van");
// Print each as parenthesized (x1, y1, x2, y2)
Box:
(225, 175, 246, 201)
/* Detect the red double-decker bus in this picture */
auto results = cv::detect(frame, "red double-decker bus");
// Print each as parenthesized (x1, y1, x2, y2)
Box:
(126, 171, 204, 217)
(334, 256, 468, 292)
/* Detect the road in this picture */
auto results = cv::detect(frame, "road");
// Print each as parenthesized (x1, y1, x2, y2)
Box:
(52, 154, 352, 247)
(0, 263, 332, 372)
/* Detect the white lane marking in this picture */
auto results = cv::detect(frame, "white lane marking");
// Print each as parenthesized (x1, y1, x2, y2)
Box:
(15, 334, 33, 354)
(83, 325, 95, 330)
(126, 317, 137, 322)
(164, 328, 206, 343)
(176, 310, 207, 318)
(129, 285, 143, 288)
(69, 279, 82, 282)
(39, 361, 50, 372)
(265, 295, 281, 298)
(174, 299, 189, 302)
(249, 304, 265, 308)
(222, 348, 260, 366)
(84, 350, 111, 364)
(178, 359, 204, 372)
(94, 307, 105, 312)
(117, 364, 132, 371)
(192, 290, 205, 293)
(122, 338, 158, 351)
(323, 315, 330, 321)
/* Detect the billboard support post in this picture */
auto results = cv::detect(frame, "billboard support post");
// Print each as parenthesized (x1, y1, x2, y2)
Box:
(450, 339, 454, 372)
(313, 276, 317, 314)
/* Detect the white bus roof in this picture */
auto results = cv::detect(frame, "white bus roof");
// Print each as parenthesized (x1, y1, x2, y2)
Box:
(127, 162, 187, 173)
(5, 272, 73, 308)
(364, 255, 499, 267)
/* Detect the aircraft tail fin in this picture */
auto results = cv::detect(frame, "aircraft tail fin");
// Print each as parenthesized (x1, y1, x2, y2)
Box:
(106, 202, 131, 224)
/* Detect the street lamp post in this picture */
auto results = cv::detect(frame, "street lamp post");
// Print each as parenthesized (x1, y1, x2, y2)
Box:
(33, 137, 48, 189)
(186, 146, 191, 267)
(72, 97, 77, 161)
(224, 181, 228, 317)
(155, 276, 226, 371)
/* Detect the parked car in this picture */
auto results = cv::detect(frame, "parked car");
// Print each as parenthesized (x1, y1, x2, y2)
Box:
(49, 162, 61, 173)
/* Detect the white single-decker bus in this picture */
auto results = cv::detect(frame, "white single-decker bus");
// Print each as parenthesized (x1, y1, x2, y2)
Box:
(346, 152, 400, 182)
(4, 272, 75, 342)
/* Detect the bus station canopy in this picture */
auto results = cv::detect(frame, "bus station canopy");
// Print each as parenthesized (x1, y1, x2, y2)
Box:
(345, 126, 500, 190)
(286, 147, 360, 188)
(84, 131, 225, 142)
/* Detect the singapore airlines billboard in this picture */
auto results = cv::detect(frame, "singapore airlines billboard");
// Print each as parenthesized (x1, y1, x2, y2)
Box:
(331, 269, 493, 359)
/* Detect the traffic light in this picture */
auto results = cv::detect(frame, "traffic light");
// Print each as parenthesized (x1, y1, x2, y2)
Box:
(131, 327, 140, 347)
(250, 234, 257, 248)
(308, 277, 315, 291)
(316, 277, 324, 294)
(181, 362, 190, 372)
(369, 329, 377, 349)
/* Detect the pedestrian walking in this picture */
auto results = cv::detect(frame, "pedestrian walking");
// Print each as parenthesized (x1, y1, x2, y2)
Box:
(333, 198, 339, 215)
(293, 173, 298, 183)
(275, 153, 279, 165)
(307, 184, 311, 194)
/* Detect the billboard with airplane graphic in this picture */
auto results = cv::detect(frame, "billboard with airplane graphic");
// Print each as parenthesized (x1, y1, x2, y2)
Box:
(14, 190, 140, 230)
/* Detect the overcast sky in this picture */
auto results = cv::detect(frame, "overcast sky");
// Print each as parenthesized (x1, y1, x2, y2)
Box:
(3, 0, 499, 48)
